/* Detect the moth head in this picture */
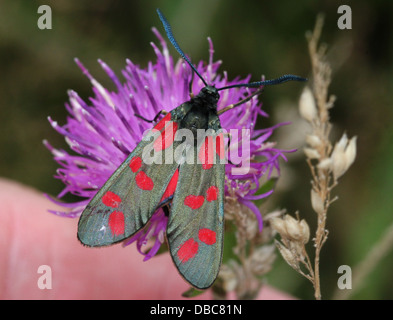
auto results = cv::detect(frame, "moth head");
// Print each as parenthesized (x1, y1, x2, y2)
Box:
(198, 86, 220, 106)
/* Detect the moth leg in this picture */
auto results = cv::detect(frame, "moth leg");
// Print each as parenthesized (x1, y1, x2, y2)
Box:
(222, 132, 247, 166)
(189, 70, 195, 98)
(223, 132, 235, 165)
(156, 196, 173, 211)
(134, 110, 168, 123)
(162, 205, 171, 217)
(217, 87, 264, 115)
(224, 131, 231, 152)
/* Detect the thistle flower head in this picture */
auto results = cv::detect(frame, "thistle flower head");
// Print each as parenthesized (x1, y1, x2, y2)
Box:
(46, 29, 291, 259)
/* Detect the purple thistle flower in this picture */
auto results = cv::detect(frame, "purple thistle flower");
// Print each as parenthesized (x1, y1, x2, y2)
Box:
(45, 28, 292, 260)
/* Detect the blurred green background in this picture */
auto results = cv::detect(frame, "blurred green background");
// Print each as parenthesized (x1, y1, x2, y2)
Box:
(0, 0, 392, 299)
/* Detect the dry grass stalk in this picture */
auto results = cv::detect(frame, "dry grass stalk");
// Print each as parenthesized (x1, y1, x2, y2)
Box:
(272, 14, 357, 300)
(214, 193, 281, 299)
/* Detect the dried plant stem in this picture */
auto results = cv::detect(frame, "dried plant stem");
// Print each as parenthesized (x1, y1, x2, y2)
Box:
(273, 14, 356, 300)
(304, 14, 354, 299)
(306, 14, 333, 300)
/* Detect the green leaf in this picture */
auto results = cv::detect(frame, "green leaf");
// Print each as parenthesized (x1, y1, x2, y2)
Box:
(256, 177, 277, 195)
(154, 243, 169, 256)
(181, 287, 205, 298)
(254, 177, 278, 206)
(222, 221, 239, 264)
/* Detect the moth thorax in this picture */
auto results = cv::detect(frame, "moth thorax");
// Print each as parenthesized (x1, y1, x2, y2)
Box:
(180, 109, 208, 138)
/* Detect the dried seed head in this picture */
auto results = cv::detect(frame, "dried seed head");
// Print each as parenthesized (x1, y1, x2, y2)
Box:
(270, 216, 287, 235)
(311, 189, 324, 216)
(250, 244, 276, 276)
(331, 133, 357, 179)
(289, 241, 305, 261)
(344, 136, 357, 170)
(317, 157, 333, 171)
(271, 214, 311, 244)
(218, 264, 238, 292)
(299, 219, 310, 244)
(246, 214, 259, 240)
(331, 133, 348, 178)
(304, 147, 321, 159)
(306, 134, 322, 148)
(275, 240, 299, 269)
(299, 86, 317, 122)
(283, 215, 304, 240)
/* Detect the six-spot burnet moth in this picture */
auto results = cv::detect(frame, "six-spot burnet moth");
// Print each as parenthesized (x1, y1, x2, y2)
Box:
(77, 8, 306, 290)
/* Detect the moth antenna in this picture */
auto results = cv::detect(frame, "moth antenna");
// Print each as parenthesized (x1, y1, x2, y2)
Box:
(217, 74, 307, 91)
(157, 8, 208, 87)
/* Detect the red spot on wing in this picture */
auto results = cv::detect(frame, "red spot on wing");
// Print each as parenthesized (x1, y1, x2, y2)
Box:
(160, 168, 179, 202)
(177, 238, 199, 262)
(206, 186, 218, 202)
(102, 191, 122, 208)
(135, 171, 154, 190)
(154, 121, 178, 152)
(198, 228, 216, 245)
(216, 133, 225, 159)
(153, 112, 172, 131)
(199, 136, 214, 170)
(129, 156, 142, 173)
(184, 195, 204, 210)
(108, 211, 125, 236)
